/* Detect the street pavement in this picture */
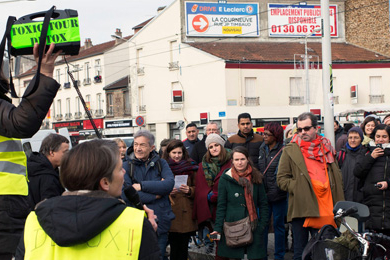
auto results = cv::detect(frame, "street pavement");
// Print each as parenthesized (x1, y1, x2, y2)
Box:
(188, 233, 294, 260)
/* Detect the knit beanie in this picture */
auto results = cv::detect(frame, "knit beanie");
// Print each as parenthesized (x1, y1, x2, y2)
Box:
(284, 124, 294, 139)
(348, 126, 364, 142)
(205, 133, 225, 149)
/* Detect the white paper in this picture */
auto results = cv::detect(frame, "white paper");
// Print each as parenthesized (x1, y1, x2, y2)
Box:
(174, 175, 188, 189)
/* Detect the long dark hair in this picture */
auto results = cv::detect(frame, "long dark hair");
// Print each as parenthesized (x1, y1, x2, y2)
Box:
(162, 139, 190, 162)
(371, 124, 390, 142)
(231, 146, 262, 184)
(361, 116, 378, 136)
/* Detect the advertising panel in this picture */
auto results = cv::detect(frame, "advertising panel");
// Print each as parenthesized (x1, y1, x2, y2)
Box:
(268, 3, 338, 37)
(185, 1, 259, 37)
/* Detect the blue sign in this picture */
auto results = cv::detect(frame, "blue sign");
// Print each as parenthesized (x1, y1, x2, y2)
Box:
(219, 111, 226, 117)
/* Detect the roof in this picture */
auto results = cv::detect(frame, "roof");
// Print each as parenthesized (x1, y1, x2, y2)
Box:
(132, 18, 153, 30)
(187, 42, 390, 63)
(103, 75, 129, 90)
(17, 35, 133, 78)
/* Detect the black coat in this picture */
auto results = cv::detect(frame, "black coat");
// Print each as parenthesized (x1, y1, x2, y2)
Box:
(27, 152, 64, 210)
(335, 126, 344, 144)
(338, 146, 367, 203)
(190, 135, 207, 164)
(225, 130, 263, 169)
(354, 146, 390, 231)
(258, 142, 287, 202)
(0, 75, 60, 256)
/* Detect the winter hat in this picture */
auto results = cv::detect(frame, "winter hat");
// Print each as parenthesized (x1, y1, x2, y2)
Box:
(284, 124, 294, 139)
(205, 133, 225, 149)
(348, 126, 364, 142)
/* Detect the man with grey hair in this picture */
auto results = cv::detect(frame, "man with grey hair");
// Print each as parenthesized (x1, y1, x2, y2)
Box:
(190, 121, 220, 164)
(122, 129, 174, 260)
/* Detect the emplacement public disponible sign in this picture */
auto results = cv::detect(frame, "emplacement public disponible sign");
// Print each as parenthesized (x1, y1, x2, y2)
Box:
(268, 3, 338, 37)
(185, 1, 259, 37)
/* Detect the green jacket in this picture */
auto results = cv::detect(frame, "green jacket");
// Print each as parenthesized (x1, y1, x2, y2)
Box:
(277, 142, 344, 222)
(214, 169, 268, 259)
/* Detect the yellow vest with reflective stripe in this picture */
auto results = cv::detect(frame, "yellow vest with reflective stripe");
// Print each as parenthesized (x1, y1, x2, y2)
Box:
(0, 135, 28, 195)
(24, 207, 145, 259)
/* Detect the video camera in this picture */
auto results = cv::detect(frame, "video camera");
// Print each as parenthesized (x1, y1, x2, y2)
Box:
(10, 8, 80, 56)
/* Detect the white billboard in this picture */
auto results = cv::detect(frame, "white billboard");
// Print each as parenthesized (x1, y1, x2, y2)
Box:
(185, 1, 259, 37)
(268, 3, 338, 37)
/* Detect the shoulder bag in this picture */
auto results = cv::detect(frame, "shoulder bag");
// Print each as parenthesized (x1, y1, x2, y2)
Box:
(223, 216, 253, 248)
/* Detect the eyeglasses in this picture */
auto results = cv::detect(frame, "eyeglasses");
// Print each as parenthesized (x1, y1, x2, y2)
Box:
(263, 132, 273, 137)
(296, 126, 314, 133)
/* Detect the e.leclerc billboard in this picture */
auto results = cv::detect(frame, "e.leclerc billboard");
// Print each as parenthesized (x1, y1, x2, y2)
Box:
(185, 2, 259, 37)
(268, 3, 338, 37)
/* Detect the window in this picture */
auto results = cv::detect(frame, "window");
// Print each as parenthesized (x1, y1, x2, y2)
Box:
(96, 93, 102, 110)
(84, 62, 90, 84)
(57, 99, 62, 115)
(289, 77, 304, 105)
(136, 48, 144, 74)
(244, 77, 259, 106)
(124, 90, 131, 115)
(107, 93, 113, 115)
(74, 65, 80, 80)
(56, 69, 61, 84)
(138, 86, 145, 111)
(95, 59, 101, 76)
(66, 98, 70, 114)
(86, 95, 91, 111)
(75, 97, 80, 113)
(64, 68, 69, 83)
(170, 40, 178, 63)
(370, 76, 383, 103)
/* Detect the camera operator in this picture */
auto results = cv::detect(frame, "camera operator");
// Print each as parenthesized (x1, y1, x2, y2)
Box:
(354, 124, 390, 237)
(0, 43, 61, 260)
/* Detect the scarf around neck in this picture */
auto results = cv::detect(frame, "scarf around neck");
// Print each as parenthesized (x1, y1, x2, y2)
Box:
(346, 142, 361, 152)
(202, 150, 231, 187)
(292, 134, 335, 163)
(168, 158, 198, 175)
(231, 165, 258, 231)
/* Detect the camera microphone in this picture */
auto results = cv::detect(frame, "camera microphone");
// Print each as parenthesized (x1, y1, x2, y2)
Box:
(124, 185, 144, 211)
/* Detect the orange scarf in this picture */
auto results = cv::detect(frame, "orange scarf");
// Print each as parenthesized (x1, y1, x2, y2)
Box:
(231, 165, 258, 230)
(292, 134, 335, 164)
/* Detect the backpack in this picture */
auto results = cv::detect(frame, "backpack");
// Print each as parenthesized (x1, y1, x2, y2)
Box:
(302, 224, 341, 260)
(127, 159, 162, 184)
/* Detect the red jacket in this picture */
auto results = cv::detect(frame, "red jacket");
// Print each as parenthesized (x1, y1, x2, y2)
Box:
(193, 160, 232, 224)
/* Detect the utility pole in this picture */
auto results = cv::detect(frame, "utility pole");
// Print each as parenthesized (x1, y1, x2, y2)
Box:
(321, 0, 335, 146)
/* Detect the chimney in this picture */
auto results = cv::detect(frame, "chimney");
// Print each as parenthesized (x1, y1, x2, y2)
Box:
(114, 28, 123, 44)
(84, 38, 93, 49)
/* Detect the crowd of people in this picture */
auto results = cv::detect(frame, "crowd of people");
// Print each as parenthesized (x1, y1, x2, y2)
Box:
(1, 43, 390, 259)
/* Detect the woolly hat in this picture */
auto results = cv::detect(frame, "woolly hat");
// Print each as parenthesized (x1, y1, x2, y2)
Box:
(284, 124, 294, 139)
(205, 133, 225, 149)
(348, 126, 364, 142)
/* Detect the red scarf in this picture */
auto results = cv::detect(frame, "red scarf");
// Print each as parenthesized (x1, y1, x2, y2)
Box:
(292, 134, 335, 163)
(231, 165, 257, 230)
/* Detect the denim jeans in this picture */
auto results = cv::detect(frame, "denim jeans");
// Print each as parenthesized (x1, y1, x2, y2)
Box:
(291, 218, 319, 260)
(263, 199, 288, 260)
(157, 233, 169, 260)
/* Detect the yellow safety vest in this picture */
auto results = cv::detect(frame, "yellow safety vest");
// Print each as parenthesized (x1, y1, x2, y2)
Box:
(24, 207, 145, 259)
(0, 135, 28, 195)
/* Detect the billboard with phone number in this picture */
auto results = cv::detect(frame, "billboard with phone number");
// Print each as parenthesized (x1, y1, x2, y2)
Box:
(268, 3, 338, 37)
(185, 1, 259, 37)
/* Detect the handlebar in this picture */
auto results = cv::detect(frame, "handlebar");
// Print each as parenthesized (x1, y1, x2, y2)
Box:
(364, 232, 390, 243)
(334, 206, 358, 219)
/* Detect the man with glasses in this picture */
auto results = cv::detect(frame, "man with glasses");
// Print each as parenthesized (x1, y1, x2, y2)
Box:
(225, 113, 263, 169)
(190, 121, 220, 164)
(277, 112, 344, 260)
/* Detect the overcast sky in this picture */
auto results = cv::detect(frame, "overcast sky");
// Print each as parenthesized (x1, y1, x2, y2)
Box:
(0, 0, 174, 45)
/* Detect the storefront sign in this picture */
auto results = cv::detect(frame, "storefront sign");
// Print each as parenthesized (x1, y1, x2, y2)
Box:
(83, 119, 104, 130)
(268, 3, 338, 37)
(53, 120, 83, 131)
(185, 1, 259, 37)
(105, 120, 133, 129)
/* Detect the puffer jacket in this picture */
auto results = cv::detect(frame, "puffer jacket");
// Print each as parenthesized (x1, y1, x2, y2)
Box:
(354, 144, 390, 231)
(258, 142, 287, 202)
(122, 147, 175, 236)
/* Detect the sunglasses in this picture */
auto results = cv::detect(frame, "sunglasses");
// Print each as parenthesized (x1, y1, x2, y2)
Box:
(296, 126, 314, 133)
